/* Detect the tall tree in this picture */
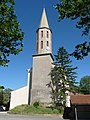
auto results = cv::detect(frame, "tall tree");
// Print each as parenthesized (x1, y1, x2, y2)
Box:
(79, 75, 90, 94)
(48, 47, 77, 108)
(55, 0, 90, 60)
(0, 0, 24, 66)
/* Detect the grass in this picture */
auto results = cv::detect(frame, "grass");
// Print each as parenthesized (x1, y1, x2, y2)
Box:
(9, 104, 64, 115)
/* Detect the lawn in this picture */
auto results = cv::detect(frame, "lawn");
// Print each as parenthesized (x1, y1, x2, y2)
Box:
(9, 104, 63, 115)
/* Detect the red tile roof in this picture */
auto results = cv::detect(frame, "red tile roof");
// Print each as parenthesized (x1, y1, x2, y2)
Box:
(70, 94, 90, 105)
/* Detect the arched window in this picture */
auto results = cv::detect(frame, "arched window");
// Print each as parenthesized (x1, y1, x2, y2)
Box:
(41, 41, 43, 49)
(36, 42, 38, 53)
(47, 41, 49, 46)
(41, 31, 43, 37)
(47, 31, 49, 38)
(36, 32, 38, 40)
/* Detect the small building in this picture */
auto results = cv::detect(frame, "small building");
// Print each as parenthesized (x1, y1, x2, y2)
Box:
(70, 94, 90, 120)
(63, 94, 90, 119)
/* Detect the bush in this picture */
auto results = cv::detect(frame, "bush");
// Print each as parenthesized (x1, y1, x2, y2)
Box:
(33, 101, 40, 108)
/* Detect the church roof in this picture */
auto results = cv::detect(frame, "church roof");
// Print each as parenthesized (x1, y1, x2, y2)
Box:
(39, 8, 49, 29)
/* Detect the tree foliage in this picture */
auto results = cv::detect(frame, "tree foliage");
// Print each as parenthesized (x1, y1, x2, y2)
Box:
(0, 0, 24, 66)
(48, 47, 77, 108)
(55, 0, 90, 59)
(0, 86, 4, 105)
(79, 75, 90, 94)
(0, 86, 4, 90)
(0, 86, 12, 110)
(3, 88, 12, 106)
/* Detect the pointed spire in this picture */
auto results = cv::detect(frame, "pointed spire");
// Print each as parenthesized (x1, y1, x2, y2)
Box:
(39, 8, 49, 28)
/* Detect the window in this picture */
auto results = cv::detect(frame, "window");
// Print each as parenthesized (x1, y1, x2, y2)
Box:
(47, 41, 49, 46)
(41, 41, 43, 49)
(47, 31, 49, 38)
(41, 31, 43, 37)
(36, 42, 38, 53)
(36, 32, 38, 40)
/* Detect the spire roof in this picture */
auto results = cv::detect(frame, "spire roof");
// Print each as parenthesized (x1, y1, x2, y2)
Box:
(39, 8, 49, 28)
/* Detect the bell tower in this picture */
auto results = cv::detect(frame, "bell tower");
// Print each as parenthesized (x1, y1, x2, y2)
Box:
(31, 9, 53, 105)
(36, 8, 52, 54)
(9, 8, 54, 109)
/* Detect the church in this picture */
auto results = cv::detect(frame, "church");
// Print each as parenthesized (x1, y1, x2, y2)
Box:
(10, 8, 90, 120)
(10, 8, 54, 109)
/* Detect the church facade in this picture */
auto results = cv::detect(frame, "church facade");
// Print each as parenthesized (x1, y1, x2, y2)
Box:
(10, 9, 54, 109)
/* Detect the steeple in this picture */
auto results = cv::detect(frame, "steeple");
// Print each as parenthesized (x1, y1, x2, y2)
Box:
(39, 8, 49, 29)
(36, 8, 52, 54)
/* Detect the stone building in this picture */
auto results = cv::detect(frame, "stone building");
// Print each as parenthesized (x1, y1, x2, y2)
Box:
(10, 8, 54, 109)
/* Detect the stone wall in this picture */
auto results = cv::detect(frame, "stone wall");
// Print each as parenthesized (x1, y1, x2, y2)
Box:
(30, 53, 53, 105)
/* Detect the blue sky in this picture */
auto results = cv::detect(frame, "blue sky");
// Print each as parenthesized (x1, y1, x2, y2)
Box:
(0, 0, 90, 90)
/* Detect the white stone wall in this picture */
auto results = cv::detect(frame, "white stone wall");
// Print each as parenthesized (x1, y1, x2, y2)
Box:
(10, 86, 28, 109)
(65, 95, 71, 107)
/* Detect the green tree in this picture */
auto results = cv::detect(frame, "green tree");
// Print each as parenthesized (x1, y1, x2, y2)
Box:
(0, 86, 4, 105)
(0, 86, 4, 90)
(55, 0, 90, 60)
(3, 88, 12, 110)
(79, 75, 90, 94)
(48, 47, 77, 108)
(0, 87, 12, 110)
(0, 91, 3, 105)
(0, 0, 24, 66)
